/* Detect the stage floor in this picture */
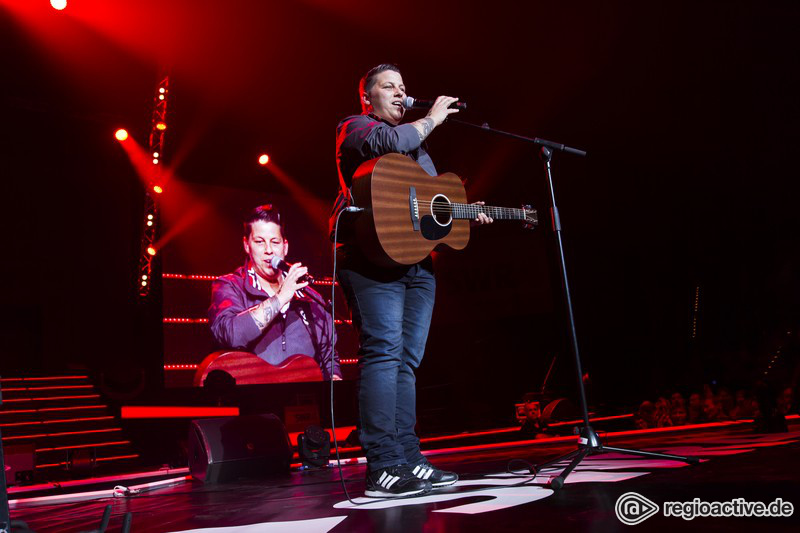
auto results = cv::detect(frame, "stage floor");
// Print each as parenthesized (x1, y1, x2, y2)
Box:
(9, 421, 800, 532)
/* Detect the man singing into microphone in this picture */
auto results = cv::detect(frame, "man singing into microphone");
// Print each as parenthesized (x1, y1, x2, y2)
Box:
(209, 204, 341, 381)
(333, 64, 492, 497)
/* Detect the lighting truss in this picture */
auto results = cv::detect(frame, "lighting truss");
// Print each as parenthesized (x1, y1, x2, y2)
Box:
(138, 76, 169, 297)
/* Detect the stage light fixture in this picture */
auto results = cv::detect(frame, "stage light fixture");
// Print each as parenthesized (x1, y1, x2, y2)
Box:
(258, 154, 270, 165)
(156, 122, 167, 131)
(142, 275, 148, 280)
(152, 158, 159, 164)
(159, 88, 166, 94)
(50, 0, 67, 11)
(153, 152, 160, 158)
(147, 214, 154, 220)
(152, 185, 163, 194)
(297, 425, 331, 468)
(115, 129, 129, 142)
(146, 246, 157, 256)
(147, 220, 153, 227)
(158, 95, 165, 101)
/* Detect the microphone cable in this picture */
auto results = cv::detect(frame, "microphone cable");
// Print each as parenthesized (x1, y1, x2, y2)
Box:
(329, 207, 362, 505)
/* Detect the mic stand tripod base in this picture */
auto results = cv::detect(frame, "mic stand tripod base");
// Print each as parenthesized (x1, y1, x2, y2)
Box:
(536, 425, 700, 490)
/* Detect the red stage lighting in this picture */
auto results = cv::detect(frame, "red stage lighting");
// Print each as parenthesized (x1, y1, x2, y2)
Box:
(146, 246, 157, 256)
(50, 0, 67, 11)
(152, 185, 163, 194)
(115, 129, 129, 142)
(258, 154, 270, 166)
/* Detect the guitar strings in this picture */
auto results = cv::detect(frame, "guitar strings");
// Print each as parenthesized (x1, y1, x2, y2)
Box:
(428, 203, 530, 219)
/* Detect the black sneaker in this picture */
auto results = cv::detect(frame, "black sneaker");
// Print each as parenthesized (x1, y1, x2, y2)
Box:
(365, 464, 432, 498)
(410, 460, 458, 487)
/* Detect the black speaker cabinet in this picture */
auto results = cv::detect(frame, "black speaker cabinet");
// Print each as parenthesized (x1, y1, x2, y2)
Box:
(188, 414, 292, 483)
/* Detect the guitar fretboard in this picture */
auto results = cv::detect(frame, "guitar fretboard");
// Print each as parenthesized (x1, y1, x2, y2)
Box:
(450, 203, 525, 220)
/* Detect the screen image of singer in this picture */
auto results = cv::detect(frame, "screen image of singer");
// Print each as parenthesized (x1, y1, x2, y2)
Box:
(160, 182, 358, 388)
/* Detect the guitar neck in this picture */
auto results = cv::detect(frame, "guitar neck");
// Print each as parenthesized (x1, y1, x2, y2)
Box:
(450, 203, 526, 221)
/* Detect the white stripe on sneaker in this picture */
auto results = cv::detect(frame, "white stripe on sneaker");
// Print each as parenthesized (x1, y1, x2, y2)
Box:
(377, 472, 388, 484)
(383, 475, 400, 489)
(412, 465, 421, 475)
(423, 468, 434, 480)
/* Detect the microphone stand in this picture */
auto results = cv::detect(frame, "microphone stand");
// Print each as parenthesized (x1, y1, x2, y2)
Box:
(452, 119, 698, 489)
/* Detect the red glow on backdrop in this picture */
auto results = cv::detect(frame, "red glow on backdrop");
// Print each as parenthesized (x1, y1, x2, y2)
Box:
(264, 163, 329, 235)
(466, 142, 519, 206)
(153, 201, 211, 253)
(115, 134, 164, 189)
(258, 154, 270, 165)
(151, 179, 232, 275)
(114, 128, 129, 142)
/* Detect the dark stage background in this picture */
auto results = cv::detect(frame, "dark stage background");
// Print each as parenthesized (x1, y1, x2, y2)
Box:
(1, 1, 798, 422)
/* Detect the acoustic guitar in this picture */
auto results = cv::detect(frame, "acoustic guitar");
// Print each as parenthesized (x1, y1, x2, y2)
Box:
(193, 352, 323, 387)
(350, 153, 538, 267)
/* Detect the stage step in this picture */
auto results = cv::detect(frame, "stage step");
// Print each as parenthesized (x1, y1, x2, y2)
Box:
(1, 374, 140, 485)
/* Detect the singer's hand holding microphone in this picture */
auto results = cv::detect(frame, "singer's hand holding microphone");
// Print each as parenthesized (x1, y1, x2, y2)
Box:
(270, 257, 311, 305)
(403, 95, 463, 126)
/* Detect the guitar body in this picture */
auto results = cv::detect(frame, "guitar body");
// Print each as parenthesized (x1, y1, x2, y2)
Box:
(351, 153, 471, 267)
(193, 351, 324, 386)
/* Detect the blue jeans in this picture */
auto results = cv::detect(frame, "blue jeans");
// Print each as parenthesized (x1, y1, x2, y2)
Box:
(337, 257, 435, 471)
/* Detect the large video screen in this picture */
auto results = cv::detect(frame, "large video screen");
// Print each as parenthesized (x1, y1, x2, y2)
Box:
(160, 181, 357, 387)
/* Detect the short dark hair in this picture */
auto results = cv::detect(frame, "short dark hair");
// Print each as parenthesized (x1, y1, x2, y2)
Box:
(359, 63, 402, 111)
(243, 204, 285, 239)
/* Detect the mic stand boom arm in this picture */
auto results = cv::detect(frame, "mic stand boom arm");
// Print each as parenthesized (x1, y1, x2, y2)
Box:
(449, 118, 587, 157)
(451, 119, 698, 490)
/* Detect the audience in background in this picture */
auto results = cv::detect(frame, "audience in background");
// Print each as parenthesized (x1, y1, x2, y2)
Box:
(688, 392, 705, 423)
(777, 387, 795, 415)
(634, 384, 794, 430)
(634, 401, 656, 429)
(730, 389, 757, 419)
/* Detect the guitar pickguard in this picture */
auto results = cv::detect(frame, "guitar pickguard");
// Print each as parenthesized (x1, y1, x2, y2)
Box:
(420, 215, 451, 241)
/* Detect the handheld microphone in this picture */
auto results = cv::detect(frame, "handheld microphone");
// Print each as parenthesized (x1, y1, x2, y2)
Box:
(403, 96, 467, 110)
(270, 256, 314, 284)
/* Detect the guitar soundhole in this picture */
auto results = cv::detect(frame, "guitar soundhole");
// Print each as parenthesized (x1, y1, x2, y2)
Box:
(430, 194, 452, 227)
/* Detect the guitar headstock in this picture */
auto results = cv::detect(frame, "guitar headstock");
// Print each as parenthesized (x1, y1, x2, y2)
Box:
(522, 205, 538, 230)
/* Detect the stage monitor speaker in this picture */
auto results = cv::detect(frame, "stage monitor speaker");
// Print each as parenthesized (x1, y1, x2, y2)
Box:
(188, 414, 292, 484)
